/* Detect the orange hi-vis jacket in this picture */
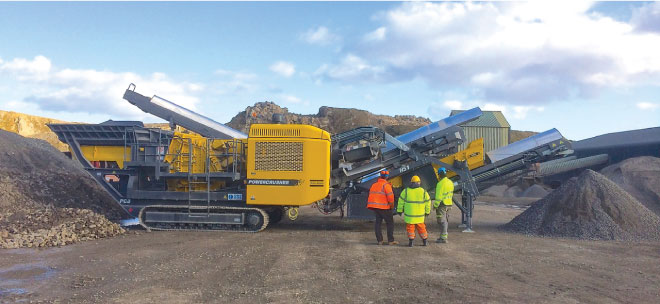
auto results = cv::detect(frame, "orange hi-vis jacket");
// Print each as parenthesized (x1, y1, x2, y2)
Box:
(367, 178, 395, 210)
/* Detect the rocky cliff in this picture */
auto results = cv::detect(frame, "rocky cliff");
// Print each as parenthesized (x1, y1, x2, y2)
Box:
(226, 102, 431, 136)
(509, 130, 538, 144)
(0, 110, 70, 151)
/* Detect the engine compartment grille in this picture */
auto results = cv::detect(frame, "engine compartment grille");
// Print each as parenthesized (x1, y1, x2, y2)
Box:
(254, 142, 303, 171)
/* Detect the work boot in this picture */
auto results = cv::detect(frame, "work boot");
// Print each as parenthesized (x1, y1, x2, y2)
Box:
(377, 241, 385, 245)
(436, 238, 447, 244)
(408, 239, 414, 247)
(388, 241, 399, 245)
(422, 238, 428, 246)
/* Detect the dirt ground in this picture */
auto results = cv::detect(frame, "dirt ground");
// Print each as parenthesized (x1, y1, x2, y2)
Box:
(1, 202, 659, 304)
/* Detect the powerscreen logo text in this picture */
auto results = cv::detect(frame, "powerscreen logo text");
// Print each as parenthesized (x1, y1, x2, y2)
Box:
(247, 179, 299, 186)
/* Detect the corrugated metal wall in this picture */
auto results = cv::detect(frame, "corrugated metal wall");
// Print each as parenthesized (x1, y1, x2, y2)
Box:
(459, 127, 509, 152)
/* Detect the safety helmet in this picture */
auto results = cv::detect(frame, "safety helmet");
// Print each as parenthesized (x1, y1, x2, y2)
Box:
(411, 175, 421, 183)
(437, 167, 447, 174)
(380, 170, 389, 177)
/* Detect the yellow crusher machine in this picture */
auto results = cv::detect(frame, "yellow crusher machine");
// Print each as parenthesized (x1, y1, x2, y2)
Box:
(49, 84, 574, 232)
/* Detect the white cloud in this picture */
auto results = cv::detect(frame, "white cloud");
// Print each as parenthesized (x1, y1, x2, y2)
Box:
(0, 55, 52, 81)
(315, 54, 388, 83)
(364, 27, 387, 41)
(281, 94, 301, 104)
(482, 103, 507, 113)
(636, 102, 659, 110)
(631, 2, 660, 33)
(213, 69, 259, 94)
(2, 100, 39, 113)
(269, 61, 296, 78)
(511, 105, 545, 119)
(427, 102, 450, 120)
(215, 69, 257, 81)
(430, 99, 546, 121)
(470, 72, 498, 86)
(340, 1, 660, 104)
(301, 26, 340, 46)
(278, 94, 309, 106)
(443, 100, 463, 109)
(0, 55, 203, 119)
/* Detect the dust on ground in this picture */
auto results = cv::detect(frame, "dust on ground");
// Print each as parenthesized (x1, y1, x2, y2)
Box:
(1, 204, 659, 303)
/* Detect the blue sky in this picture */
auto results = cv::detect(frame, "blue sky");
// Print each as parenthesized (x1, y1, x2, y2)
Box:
(0, 1, 659, 140)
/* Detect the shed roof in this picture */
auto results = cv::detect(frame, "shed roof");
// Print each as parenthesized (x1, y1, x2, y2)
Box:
(573, 127, 660, 150)
(450, 110, 511, 128)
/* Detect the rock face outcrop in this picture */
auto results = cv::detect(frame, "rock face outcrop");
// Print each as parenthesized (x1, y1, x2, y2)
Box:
(509, 130, 538, 144)
(0, 110, 70, 151)
(226, 102, 431, 136)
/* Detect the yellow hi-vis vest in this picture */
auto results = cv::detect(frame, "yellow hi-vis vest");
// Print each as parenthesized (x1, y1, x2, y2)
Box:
(434, 177, 454, 208)
(396, 187, 431, 224)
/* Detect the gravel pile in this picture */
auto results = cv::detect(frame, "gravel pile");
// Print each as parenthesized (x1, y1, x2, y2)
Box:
(482, 185, 508, 197)
(482, 181, 551, 199)
(601, 156, 660, 216)
(0, 130, 127, 249)
(503, 185, 523, 198)
(502, 169, 660, 241)
(0, 203, 124, 249)
(520, 184, 549, 198)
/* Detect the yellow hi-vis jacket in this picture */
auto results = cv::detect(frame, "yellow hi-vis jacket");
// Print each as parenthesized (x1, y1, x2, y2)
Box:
(434, 177, 454, 208)
(397, 187, 431, 224)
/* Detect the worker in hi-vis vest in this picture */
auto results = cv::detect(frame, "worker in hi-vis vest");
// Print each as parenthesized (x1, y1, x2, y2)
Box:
(434, 167, 454, 243)
(366, 170, 398, 245)
(396, 175, 431, 247)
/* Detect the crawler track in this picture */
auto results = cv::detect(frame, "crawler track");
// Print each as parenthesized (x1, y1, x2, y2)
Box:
(138, 205, 269, 232)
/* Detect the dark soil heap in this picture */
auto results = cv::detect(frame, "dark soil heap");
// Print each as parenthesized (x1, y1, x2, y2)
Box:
(600, 156, 660, 216)
(502, 169, 660, 241)
(0, 130, 127, 249)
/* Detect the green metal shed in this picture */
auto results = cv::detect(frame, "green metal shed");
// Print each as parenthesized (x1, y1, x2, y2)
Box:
(450, 110, 511, 152)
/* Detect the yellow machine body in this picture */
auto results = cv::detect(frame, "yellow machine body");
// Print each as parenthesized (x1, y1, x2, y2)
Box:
(163, 132, 245, 191)
(74, 124, 333, 207)
(432, 138, 485, 179)
(389, 138, 485, 188)
(78, 131, 245, 192)
(79, 146, 131, 168)
(163, 132, 245, 174)
(246, 124, 331, 206)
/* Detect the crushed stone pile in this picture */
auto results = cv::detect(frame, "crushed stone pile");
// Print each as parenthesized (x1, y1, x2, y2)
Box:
(520, 184, 549, 198)
(0, 130, 127, 249)
(503, 185, 523, 198)
(482, 185, 508, 197)
(482, 180, 551, 199)
(600, 156, 660, 216)
(502, 169, 660, 241)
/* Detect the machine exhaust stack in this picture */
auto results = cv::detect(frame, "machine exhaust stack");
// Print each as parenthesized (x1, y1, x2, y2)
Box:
(123, 83, 247, 139)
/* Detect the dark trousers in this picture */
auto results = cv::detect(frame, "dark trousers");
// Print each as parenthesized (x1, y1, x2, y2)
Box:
(373, 209, 395, 242)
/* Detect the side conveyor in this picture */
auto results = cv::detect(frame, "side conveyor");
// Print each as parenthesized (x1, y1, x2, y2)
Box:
(123, 83, 247, 139)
